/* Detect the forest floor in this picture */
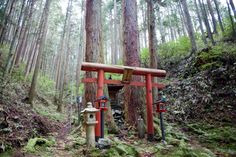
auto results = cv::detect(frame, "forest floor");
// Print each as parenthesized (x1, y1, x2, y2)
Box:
(0, 41, 236, 157)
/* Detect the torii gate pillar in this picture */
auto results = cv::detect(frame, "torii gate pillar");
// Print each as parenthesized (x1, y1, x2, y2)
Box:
(95, 69, 104, 141)
(146, 73, 154, 140)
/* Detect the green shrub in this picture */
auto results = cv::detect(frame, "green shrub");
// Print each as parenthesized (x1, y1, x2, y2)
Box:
(37, 74, 55, 97)
(140, 47, 149, 67)
(159, 36, 191, 61)
(11, 63, 26, 82)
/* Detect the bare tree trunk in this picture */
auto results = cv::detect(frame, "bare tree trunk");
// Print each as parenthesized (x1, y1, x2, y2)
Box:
(76, 1, 85, 97)
(4, 0, 26, 75)
(213, 0, 224, 33)
(194, 0, 207, 45)
(28, 0, 52, 106)
(229, 0, 236, 18)
(110, 11, 115, 64)
(227, 0, 236, 36)
(141, 2, 147, 48)
(114, 0, 118, 64)
(0, 0, 15, 44)
(122, 0, 144, 126)
(199, 0, 215, 45)
(178, 1, 187, 36)
(180, 0, 197, 53)
(207, 0, 218, 34)
(147, 0, 157, 69)
(56, 0, 73, 112)
(14, 0, 35, 66)
(157, 11, 166, 43)
(85, 0, 102, 102)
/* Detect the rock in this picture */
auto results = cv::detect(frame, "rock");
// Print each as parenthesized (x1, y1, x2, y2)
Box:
(97, 138, 111, 149)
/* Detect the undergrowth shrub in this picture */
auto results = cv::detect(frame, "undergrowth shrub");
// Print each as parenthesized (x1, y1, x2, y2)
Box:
(195, 42, 236, 70)
(158, 36, 191, 61)
(37, 74, 55, 97)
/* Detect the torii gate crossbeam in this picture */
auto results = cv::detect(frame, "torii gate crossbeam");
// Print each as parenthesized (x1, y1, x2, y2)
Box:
(81, 62, 167, 141)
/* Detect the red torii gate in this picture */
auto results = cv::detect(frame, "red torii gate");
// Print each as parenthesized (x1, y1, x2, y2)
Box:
(81, 62, 166, 141)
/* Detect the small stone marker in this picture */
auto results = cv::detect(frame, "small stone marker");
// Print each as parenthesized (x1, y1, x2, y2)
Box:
(137, 116, 145, 138)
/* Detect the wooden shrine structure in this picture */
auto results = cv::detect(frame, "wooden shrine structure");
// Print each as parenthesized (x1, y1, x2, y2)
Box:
(81, 62, 166, 141)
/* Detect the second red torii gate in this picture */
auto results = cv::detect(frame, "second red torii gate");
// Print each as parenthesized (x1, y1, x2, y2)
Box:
(81, 62, 166, 141)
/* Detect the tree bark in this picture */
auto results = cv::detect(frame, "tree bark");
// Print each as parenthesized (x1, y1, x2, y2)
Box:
(56, 0, 73, 112)
(85, 0, 102, 103)
(194, 0, 207, 45)
(180, 0, 197, 53)
(199, 0, 215, 45)
(28, 0, 52, 106)
(227, 0, 236, 36)
(122, 0, 144, 126)
(147, 0, 158, 69)
(4, 0, 26, 75)
(213, 0, 224, 33)
(0, 0, 15, 44)
(207, 0, 218, 34)
(229, 0, 236, 18)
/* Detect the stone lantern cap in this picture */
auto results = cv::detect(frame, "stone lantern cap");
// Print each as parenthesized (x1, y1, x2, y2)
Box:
(81, 102, 99, 113)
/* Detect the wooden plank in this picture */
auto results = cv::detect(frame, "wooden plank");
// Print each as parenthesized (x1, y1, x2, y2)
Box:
(122, 68, 133, 83)
(82, 78, 165, 89)
(81, 62, 166, 77)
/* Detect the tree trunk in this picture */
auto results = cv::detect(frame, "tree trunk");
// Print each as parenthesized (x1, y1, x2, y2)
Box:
(56, 0, 73, 112)
(194, 0, 207, 45)
(207, 0, 218, 34)
(229, 0, 236, 18)
(199, 0, 215, 45)
(0, 0, 15, 44)
(85, 0, 102, 102)
(28, 0, 52, 106)
(76, 1, 85, 97)
(114, 0, 118, 64)
(213, 0, 224, 33)
(141, 2, 147, 48)
(227, 0, 236, 36)
(178, 1, 187, 36)
(4, 0, 26, 75)
(122, 0, 144, 126)
(147, 0, 157, 69)
(14, 0, 35, 66)
(180, 0, 197, 53)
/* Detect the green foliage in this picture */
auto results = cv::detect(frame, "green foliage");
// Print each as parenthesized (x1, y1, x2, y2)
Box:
(0, 44, 9, 69)
(187, 123, 236, 154)
(37, 74, 55, 97)
(23, 137, 55, 153)
(222, 17, 236, 39)
(159, 36, 191, 61)
(140, 48, 149, 67)
(34, 104, 66, 122)
(11, 63, 26, 82)
(195, 42, 236, 70)
(105, 73, 122, 80)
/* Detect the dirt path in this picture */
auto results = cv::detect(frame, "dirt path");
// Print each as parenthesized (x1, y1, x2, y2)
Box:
(52, 122, 74, 157)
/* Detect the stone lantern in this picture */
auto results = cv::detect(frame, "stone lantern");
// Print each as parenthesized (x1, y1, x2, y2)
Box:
(81, 102, 99, 147)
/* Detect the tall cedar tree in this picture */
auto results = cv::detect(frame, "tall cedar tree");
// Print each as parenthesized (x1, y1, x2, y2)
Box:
(28, 0, 52, 106)
(180, 0, 197, 53)
(122, 0, 144, 125)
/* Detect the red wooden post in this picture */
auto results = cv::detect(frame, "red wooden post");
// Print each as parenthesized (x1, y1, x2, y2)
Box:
(95, 69, 104, 141)
(146, 73, 154, 141)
